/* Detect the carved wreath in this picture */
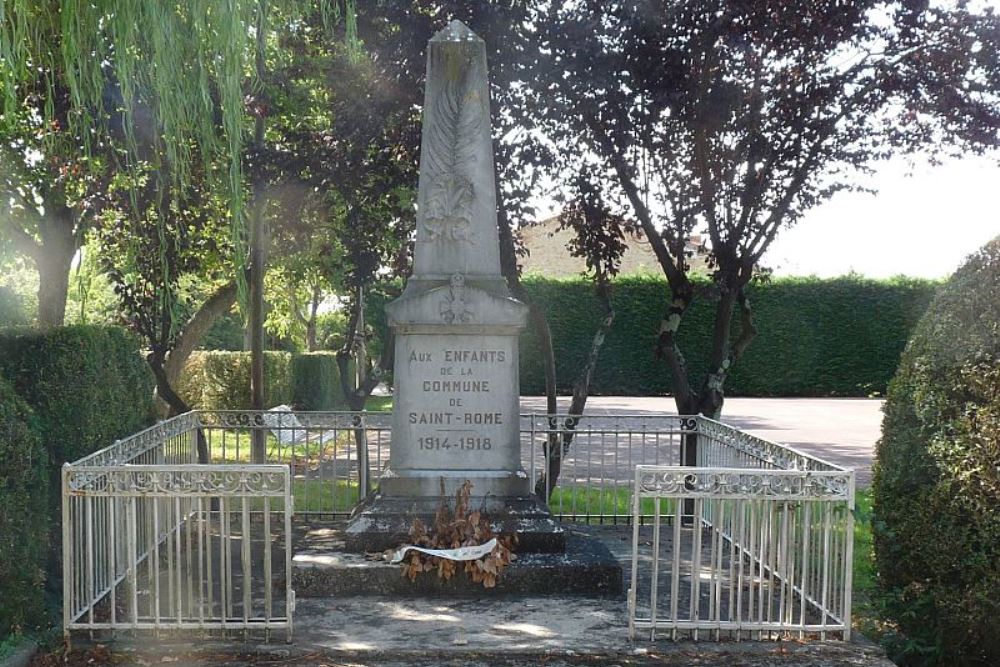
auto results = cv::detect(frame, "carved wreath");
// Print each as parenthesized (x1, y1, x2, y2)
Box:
(440, 274, 474, 324)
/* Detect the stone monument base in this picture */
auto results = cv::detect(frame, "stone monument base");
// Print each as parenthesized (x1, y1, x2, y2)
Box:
(296, 523, 621, 598)
(344, 492, 566, 553)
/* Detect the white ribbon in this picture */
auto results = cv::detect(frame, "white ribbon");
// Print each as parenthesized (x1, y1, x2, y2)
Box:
(389, 538, 498, 564)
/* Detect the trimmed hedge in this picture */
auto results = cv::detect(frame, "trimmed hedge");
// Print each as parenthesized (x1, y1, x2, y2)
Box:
(367, 275, 935, 397)
(177, 351, 346, 411)
(0, 376, 47, 635)
(873, 239, 1000, 666)
(177, 351, 294, 410)
(0, 325, 156, 465)
(0, 325, 155, 634)
(513, 275, 936, 397)
(291, 352, 344, 410)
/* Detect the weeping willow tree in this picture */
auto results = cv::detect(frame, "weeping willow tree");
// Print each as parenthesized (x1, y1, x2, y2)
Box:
(2, 0, 355, 305)
(1, 1, 357, 436)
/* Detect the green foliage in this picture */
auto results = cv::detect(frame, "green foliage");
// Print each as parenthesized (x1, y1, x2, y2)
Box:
(65, 248, 120, 326)
(201, 310, 246, 351)
(0, 325, 152, 635)
(178, 351, 293, 410)
(513, 275, 936, 397)
(291, 353, 344, 410)
(873, 238, 1000, 667)
(178, 350, 347, 410)
(0, 255, 35, 325)
(0, 325, 155, 466)
(0, 285, 28, 326)
(315, 311, 348, 350)
(0, 376, 47, 635)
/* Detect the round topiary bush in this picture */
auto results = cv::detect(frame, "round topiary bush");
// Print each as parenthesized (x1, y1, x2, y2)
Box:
(873, 238, 1000, 666)
(0, 375, 48, 635)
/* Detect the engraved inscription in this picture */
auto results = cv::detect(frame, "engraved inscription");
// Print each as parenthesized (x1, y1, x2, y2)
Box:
(394, 334, 517, 469)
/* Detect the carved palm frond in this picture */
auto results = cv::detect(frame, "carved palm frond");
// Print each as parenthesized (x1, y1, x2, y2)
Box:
(426, 53, 484, 178)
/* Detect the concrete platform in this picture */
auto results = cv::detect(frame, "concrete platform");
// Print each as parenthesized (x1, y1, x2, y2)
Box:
(75, 521, 894, 666)
(294, 521, 621, 597)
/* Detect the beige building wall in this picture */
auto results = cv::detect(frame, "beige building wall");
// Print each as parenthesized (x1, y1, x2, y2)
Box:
(518, 216, 708, 278)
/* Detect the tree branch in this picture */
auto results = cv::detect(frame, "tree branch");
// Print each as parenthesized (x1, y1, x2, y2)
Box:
(584, 115, 687, 290)
(1, 216, 43, 259)
(164, 281, 238, 386)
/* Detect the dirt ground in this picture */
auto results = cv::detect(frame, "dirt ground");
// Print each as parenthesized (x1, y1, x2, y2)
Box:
(33, 641, 894, 667)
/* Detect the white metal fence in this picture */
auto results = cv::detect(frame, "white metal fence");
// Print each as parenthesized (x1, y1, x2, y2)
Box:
(627, 420, 855, 641)
(195, 410, 694, 521)
(63, 415, 294, 641)
(64, 409, 853, 643)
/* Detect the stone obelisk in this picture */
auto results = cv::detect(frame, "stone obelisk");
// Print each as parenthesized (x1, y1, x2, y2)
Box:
(346, 20, 561, 552)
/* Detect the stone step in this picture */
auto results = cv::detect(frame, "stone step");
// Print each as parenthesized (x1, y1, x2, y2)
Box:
(293, 526, 623, 598)
(344, 494, 567, 553)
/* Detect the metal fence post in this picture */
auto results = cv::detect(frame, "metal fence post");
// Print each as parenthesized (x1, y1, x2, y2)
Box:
(62, 464, 72, 646)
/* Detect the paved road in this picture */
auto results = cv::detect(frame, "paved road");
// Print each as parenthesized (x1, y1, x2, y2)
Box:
(520, 396, 883, 486)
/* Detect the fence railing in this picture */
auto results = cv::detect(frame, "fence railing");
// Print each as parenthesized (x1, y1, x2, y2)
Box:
(63, 415, 294, 641)
(626, 420, 855, 642)
(194, 410, 694, 521)
(64, 409, 853, 643)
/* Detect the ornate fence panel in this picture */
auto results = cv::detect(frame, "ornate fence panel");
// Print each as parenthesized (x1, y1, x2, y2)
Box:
(63, 464, 293, 641)
(627, 461, 855, 641)
(521, 414, 695, 522)
(185, 410, 695, 521)
(195, 410, 392, 516)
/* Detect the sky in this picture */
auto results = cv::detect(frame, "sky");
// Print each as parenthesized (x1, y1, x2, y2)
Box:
(768, 0, 1000, 279)
(764, 154, 1000, 279)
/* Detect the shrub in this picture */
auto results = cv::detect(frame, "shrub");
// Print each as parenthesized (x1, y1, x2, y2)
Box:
(178, 350, 293, 410)
(0, 376, 47, 635)
(873, 238, 1000, 666)
(291, 352, 344, 410)
(0, 325, 152, 634)
(0, 325, 155, 465)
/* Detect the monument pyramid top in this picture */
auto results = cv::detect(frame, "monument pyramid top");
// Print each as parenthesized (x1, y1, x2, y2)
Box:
(430, 19, 483, 43)
(409, 18, 503, 290)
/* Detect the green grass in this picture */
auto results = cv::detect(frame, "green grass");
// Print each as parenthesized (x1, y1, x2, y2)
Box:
(206, 429, 353, 463)
(851, 488, 878, 637)
(547, 484, 675, 519)
(365, 395, 393, 411)
(0, 634, 27, 661)
(292, 478, 362, 513)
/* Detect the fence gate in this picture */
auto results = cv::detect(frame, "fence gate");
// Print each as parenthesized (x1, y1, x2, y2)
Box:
(63, 463, 294, 641)
(628, 465, 855, 641)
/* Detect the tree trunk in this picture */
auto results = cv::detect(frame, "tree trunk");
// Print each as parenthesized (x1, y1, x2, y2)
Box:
(492, 140, 558, 421)
(305, 284, 320, 352)
(34, 208, 77, 328)
(305, 316, 317, 352)
(149, 350, 209, 463)
(248, 0, 269, 464)
(35, 242, 74, 328)
(535, 281, 615, 499)
(336, 286, 395, 498)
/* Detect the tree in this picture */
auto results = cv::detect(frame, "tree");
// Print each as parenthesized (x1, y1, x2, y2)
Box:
(0, 2, 102, 326)
(2, 2, 362, 440)
(522, 0, 1000, 424)
(92, 154, 233, 431)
